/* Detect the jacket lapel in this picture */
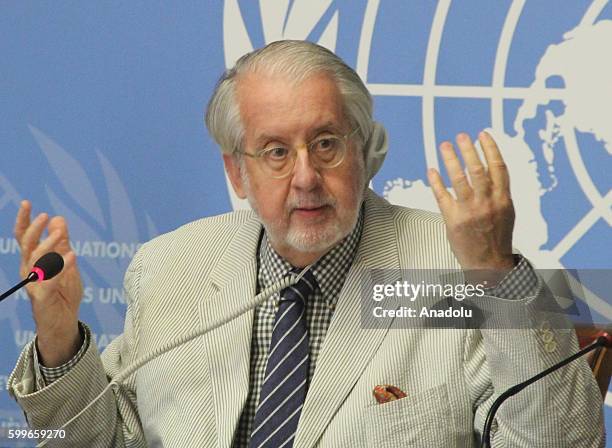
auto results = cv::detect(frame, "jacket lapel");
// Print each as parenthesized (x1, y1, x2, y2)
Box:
(199, 214, 262, 448)
(295, 191, 402, 448)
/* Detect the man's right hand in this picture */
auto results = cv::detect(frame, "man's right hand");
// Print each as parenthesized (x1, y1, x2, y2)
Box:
(14, 200, 84, 367)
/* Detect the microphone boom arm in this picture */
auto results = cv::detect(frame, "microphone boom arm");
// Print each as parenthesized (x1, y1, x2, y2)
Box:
(481, 335, 610, 448)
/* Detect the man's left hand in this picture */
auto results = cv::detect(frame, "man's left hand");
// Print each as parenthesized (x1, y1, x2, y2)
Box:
(427, 131, 515, 277)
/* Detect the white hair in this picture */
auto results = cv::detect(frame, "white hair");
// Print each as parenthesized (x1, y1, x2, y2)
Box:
(205, 40, 374, 158)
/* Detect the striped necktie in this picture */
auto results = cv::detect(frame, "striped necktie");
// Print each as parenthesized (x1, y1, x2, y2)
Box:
(249, 269, 317, 448)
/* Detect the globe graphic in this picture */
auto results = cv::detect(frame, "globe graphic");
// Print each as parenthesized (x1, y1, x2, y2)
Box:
(363, 2, 612, 320)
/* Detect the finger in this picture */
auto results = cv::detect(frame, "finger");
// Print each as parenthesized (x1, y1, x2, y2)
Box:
(14, 200, 32, 243)
(63, 251, 77, 271)
(29, 230, 63, 266)
(439, 141, 473, 200)
(455, 133, 490, 195)
(20, 212, 49, 263)
(19, 229, 60, 279)
(427, 168, 453, 210)
(47, 216, 72, 254)
(479, 131, 510, 192)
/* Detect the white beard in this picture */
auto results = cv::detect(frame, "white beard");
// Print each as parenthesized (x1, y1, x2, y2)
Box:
(283, 212, 347, 253)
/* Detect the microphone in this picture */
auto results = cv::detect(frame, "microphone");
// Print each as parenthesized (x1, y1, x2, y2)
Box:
(29, 252, 65, 282)
(480, 332, 612, 447)
(0, 252, 65, 303)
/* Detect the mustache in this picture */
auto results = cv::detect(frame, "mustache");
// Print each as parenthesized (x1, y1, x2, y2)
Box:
(287, 193, 337, 209)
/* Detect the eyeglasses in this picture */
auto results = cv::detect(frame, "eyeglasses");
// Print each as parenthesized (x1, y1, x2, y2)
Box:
(236, 128, 359, 179)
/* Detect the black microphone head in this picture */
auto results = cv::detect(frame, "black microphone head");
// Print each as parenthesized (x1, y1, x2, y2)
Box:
(32, 252, 64, 281)
(598, 332, 612, 348)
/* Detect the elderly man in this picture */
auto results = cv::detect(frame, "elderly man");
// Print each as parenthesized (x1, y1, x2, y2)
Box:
(8, 40, 603, 447)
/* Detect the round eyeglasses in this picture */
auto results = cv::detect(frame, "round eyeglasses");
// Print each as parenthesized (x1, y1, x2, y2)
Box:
(236, 128, 358, 179)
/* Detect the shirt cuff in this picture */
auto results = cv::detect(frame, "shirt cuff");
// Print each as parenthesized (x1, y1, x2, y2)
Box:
(485, 255, 539, 300)
(33, 321, 89, 389)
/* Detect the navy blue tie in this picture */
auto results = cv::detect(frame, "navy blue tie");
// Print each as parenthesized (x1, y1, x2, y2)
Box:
(249, 269, 317, 448)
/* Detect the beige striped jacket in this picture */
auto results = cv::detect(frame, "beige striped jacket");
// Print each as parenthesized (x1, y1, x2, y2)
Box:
(8, 190, 604, 447)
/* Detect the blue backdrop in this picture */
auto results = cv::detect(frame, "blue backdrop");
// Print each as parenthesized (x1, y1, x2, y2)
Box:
(1, 1, 610, 445)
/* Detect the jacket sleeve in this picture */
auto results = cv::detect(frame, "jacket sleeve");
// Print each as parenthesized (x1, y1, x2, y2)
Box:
(464, 266, 605, 447)
(7, 249, 148, 448)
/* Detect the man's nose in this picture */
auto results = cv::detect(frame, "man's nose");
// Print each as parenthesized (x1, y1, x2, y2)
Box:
(291, 147, 321, 190)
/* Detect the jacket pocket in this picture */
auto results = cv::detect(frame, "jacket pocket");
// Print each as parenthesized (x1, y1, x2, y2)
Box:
(364, 383, 456, 447)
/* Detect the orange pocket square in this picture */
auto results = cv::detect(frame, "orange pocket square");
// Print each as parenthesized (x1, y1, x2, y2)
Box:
(373, 384, 407, 404)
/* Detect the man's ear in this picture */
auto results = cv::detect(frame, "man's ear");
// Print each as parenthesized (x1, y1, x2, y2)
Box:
(223, 154, 247, 199)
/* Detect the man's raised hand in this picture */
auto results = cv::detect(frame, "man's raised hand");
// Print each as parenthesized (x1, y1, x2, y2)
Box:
(427, 131, 515, 277)
(14, 200, 83, 367)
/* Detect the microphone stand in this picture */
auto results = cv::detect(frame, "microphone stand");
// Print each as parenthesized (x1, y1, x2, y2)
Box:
(480, 334, 610, 448)
(0, 272, 37, 302)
